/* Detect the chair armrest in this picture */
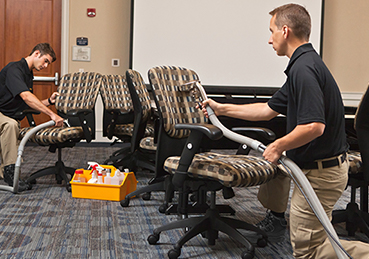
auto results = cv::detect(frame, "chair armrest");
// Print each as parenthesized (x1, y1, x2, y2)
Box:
(175, 123, 223, 141)
(66, 109, 93, 117)
(105, 109, 132, 139)
(172, 123, 223, 188)
(66, 109, 93, 143)
(105, 108, 131, 116)
(232, 127, 276, 141)
(15, 109, 40, 127)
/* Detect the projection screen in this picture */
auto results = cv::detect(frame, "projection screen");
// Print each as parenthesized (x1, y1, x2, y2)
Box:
(130, 0, 324, 88)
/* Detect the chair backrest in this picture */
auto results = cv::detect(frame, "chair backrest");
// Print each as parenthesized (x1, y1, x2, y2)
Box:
(56, 72, 102, 113)
(99, 74, 134, 137)
(126, 69, 153, 150)
(148, 65, 208, 178)
(55, 71, 102, 139)
(355, 86, 369, 182)
(100, 74, 133, 112)
(148, 65, 208, 139)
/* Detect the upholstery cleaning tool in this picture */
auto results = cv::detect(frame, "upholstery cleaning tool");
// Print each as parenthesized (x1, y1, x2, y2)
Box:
(186, 81, 351, 259)
(0, 120, 56, 194)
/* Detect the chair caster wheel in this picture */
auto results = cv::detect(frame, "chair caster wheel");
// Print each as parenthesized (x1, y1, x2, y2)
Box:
(241, 250, 254, 259)
(66, 184, 71, 192)
(158, 203, 168, 214)
(147, 233, 159, 245)
(257, 237, 267, 247)
(27, 184, 33, 190)
(120, 198, 130, 207)
(142, 192, 151, 200)
(28, 179, 36, 184)
(168, 248, 181, 259)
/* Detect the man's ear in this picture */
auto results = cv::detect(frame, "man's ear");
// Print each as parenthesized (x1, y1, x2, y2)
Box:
(33, 50, 41, 57)
(282, 25, 289, 38)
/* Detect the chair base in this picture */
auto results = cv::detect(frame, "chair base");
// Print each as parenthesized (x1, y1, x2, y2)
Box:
(26, 148, 75, 193)
(148, 192, 267, 259)
(332, 202, 369, 238)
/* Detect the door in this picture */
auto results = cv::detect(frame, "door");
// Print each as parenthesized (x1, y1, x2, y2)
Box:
(0, 0, 62, 126)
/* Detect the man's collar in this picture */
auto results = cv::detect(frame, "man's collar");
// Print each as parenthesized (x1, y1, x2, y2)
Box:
(284, 43, 315, 75)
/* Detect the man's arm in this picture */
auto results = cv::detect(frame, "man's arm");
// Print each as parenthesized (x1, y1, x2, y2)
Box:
(263, 122, 325, 164)
(201, 99, 279, 121)
(19, 91, 64, 126)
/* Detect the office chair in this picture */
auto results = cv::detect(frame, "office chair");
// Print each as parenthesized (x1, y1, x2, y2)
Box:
(145, 66, 282, 259)
(18, 72, 101, 191)
(120, 66, 206, 209)
(332, 86, 369, 238)
(100, 74, 155, 169)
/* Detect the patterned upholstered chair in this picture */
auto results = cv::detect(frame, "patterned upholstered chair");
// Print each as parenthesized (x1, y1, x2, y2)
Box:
(100, 74, 155, 169)
(19, 72, 101, 191)
(145, 66, 282, 259)
(332, 86, 369, 238)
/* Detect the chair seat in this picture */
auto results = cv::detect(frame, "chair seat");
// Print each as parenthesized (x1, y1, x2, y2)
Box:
(347, 151, 362, 175)
(139, 136, 157, 150)
(19, 126, 86, 146)
(164, 152, 280, 188)
(108, 123, 155, 138)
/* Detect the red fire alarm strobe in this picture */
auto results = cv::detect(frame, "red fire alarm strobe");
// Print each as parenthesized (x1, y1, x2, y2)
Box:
(87, 8, 96, 17)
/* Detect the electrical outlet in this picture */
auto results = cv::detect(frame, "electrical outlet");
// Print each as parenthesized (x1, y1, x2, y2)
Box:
(112, 58, 120, 67)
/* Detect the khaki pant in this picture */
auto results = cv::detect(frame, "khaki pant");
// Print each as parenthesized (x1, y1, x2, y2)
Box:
(0, 112, 20, 177)
(258, 156, 369, 258)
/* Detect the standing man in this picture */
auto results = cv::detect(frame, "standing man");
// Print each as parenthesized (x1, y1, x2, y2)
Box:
(201, 4, 369, 258)
(0, 43, 64, 192)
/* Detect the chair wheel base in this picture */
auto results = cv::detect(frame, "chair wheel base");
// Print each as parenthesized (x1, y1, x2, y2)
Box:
(168, 248, 181, 259)
(241, 250, 254, 259)
(142, 192, 151, 200)
(158, 203, 168, 214)
(257, 237, 267, 247)
(120, 198, 130, 207)
(147, 233, 159, 245)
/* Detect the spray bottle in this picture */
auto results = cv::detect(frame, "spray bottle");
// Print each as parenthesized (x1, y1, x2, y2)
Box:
(87, 162, 99, 183)
(96, 165, 104, 184)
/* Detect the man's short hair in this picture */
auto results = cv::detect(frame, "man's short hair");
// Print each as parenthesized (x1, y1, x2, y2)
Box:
(270, 4, 311, 41)
(29, 43, 57, 62)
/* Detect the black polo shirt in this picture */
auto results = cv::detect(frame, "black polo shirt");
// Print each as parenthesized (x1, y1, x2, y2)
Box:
(268, 43, 347, 167)
(0, 58, 33, 120)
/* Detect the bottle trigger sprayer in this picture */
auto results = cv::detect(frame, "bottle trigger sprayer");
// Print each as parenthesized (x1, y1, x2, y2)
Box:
(87, 162, 100, 183)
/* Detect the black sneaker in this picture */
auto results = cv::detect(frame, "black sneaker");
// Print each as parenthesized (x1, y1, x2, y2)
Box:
(3, 164, 29, 192)
(256, 210, 287, 242)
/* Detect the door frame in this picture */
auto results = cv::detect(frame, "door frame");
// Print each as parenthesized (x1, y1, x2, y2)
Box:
(61, 0, 69, 76)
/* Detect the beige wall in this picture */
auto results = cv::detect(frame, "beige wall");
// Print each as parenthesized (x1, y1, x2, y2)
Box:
(323, 0, 369, 94)
(67, 0, 369, 95)
(68, 0, 131, 75)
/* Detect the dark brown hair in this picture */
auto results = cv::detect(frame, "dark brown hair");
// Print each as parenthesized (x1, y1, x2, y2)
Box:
(270, 4, 311, 41)
(29, 43, 57, 62)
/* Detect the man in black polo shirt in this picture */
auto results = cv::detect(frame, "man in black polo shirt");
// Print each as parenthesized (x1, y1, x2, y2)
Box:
(201, 3, 369, 258)
(0, 43, 64, 192)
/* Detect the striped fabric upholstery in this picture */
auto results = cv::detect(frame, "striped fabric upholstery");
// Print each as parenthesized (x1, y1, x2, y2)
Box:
(100, 74, 132, 112)
(149, 65, 280, 187)
(19, 72, 101, 144)
(107, 123, 155, 137)
(148, 66, 208, 139)
(127, 70, 152, 122)
(56, 72, 102, 114)
(164, 152, 279, 188)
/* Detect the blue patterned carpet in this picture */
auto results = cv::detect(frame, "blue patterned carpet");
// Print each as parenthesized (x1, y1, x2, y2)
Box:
(0, 145, 367, 258)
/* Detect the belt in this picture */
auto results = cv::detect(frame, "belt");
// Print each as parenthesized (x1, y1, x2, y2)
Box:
(301, 152, 347, 170)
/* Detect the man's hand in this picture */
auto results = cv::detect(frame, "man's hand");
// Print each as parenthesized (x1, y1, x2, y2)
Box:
(49, 92, 59, 105)
(50, 113, 64, 127)
(197, 99, 221, 117)
(263, 140, 284, 165)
